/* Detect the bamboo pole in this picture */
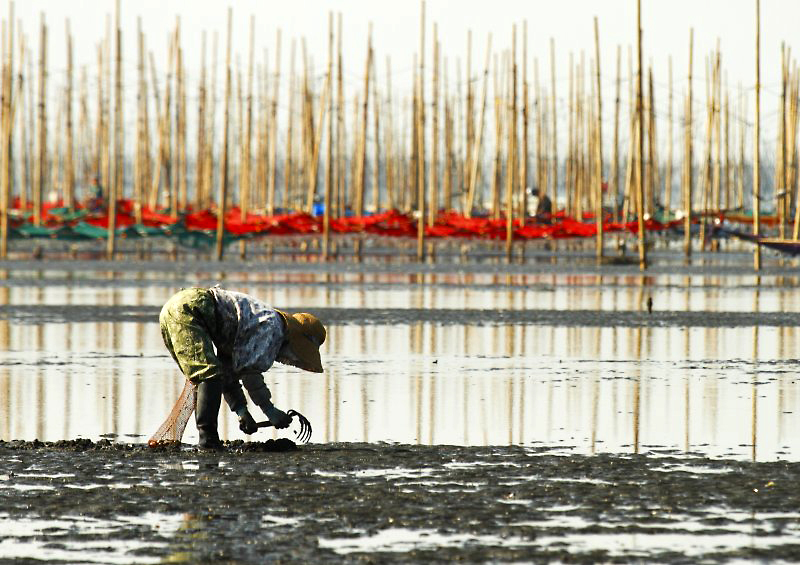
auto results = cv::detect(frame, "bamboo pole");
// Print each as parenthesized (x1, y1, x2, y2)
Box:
(255, 63, 266, 210)
(103, 15, 111, 204)
(566, 54, 574, 217)
(574, 55, 583, 219)
(778, 46, 787, 238)
(51, 91, 63, 207)
(284, 40, 295, 212)
(33, 14, 45, 227)
(753, 0, 761, 271)
(371, 52, 381, 213)
(699, 56, 715, 250)
(173, 20, 182, 216)
(149, 40, 173, 212)
(665, 56, 673, 213)
(235, 60, 243, 212)
(142, 35, 150, 217)
(416, 0, 426, 261)
(465, 30, 473, 200)
(789, 69, 799, 232)
(684, 29, 693, 260)
(593, 16, 603, 260)
(107, 0, 121, 260)
(490, 54, 503, 219)
(77, 64, 90, 192)
(791, 72, 800, 239)
(323, 12, 333, 259)
(93, 41, 102, 182)
(713, 48, 722, 234)
(519, 21, 528, 220)
(177, 38, 187, 214)
(134, 18, 145, 223)
(300, 40, 312, 211)
(550, 38, 558, 204)
(354, 25, 371, 217)
(505, 26, 517, 261)
(442, 58, 451, 213)
(401, 93, 410, 211)
(304, 59, 331, 213)
(623, 58, 636, 224)
(429, 24, 439, 225)
(79, 66, 91, 189)
(195, 31, 206, 211)
(353, 91, 361, 213)
(611, 45, 621, 222)
(336, 16, 345, 216)
(203, 33, 217, 210)
(647, 66, 659, 217)
(64, 21, 74, 210)
(724, 82, 731, 211)
(385, 56, 396, 210)
(267, 29, 281, 214)
(636, 0, 646, 270)
(215, 7, 232, 261)
(738, 85, 745, 213)
(238, 17, 254, 259)
(146, 51, 161, 209)
(18, 35, 28, 213)
(534, 59, 542, 202)
(0, 5, 13, 259)
(465, 34, 491, 217)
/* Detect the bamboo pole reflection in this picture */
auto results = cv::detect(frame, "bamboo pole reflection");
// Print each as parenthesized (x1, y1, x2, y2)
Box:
(429, 325, 437, 445)
(518, 319, 527, 445)
(411, 322, 422, 444)
(134, 280, 144, 436)
(333, 331, 340, 442)
(591, 275, 602, 454)
(360, 324, 368, 443)
(777, 280, 786, 447)
(112, 290, 120, 436)
(752, 276, 760, 462)
(507, 375, 513, 445)
(633, 328, 641, 455)
(632, 277, 647, 454)
(684, 275, 691, 453)
(506, 284, 513, 445)
(0, 367, 7, 439)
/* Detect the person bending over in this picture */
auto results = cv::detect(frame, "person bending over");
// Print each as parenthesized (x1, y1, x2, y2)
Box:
(159, 286, 326, 449)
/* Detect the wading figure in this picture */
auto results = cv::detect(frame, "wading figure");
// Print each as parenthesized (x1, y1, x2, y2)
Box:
(531, 188, 553, 224)
(159, 286, 326, 449)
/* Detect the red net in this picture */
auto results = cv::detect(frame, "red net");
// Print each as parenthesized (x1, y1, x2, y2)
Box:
(148, 380, 196, 446)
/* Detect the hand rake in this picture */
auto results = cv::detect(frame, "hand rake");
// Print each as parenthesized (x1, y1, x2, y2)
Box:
(256, 409, 312, 443)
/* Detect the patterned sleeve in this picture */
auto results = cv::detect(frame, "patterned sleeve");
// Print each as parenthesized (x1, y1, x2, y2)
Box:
(240, 372, 274, 415)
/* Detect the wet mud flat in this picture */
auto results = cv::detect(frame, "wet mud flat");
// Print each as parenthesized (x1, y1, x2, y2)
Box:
(2, 441, 800, 564)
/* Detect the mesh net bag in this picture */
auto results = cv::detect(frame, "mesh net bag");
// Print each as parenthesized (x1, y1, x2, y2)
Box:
(148, 380, 196, 446)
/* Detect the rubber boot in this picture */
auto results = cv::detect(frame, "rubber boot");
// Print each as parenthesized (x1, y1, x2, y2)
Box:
(195, 377, 224, 449)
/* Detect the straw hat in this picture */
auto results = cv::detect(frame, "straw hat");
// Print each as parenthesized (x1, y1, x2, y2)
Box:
(275, 310, 326, 373)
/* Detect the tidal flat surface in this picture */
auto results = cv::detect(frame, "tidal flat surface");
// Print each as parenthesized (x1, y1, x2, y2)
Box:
(0, 249, 799, 561)
(2, 441, 800, 564)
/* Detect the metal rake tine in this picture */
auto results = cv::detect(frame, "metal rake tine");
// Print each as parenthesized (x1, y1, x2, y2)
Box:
(288, 409, 312, 443)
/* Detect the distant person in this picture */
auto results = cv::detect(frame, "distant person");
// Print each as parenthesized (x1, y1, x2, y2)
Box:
(87, 175, 105, 213)
(159, 286, 326, 449)
(531, 188, 552, 224)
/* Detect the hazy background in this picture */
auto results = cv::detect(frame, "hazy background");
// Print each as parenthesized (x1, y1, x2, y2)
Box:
(7, 0, 800, 194)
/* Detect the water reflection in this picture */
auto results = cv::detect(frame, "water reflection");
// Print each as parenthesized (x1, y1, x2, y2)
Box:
(0, 272, 798, 460)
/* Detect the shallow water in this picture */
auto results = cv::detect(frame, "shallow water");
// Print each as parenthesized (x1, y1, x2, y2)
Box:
(1, 252, 800, 562)
(0, 259, 798, 461)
